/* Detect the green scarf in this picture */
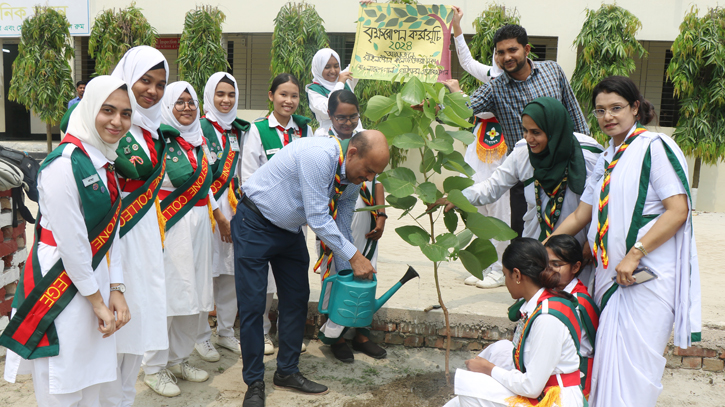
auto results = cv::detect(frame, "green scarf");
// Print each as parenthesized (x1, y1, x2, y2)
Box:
(523, 97, 586, 195)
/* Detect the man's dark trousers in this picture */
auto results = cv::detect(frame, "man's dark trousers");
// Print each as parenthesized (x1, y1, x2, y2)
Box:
(232, 202, 310, 385)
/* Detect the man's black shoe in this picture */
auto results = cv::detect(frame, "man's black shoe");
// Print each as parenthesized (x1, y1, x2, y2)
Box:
(273, 371, 329, 394)
(331, 341, 354, 363)
(352, 339, 387, 359)
(243, 381, 265, 407)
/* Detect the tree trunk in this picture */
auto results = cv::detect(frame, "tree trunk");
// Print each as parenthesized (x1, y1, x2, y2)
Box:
(428, 14, 452, 81)
(46, 122, 52, 154)
(692, 156, 701, 189)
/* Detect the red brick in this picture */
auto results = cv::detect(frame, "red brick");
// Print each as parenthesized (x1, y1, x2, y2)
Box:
(466, 342, 483, 351)
(0, 240, 17, 258)
(384, 332, 405, 345)
(703, 358, 724, 372)
(439, 326, 480, 339)
(404, 335, 425, 347)
(720, 351, 725, 360)
(675, 346, 718, 358)
(681, 357, 702, 369)
(665, 355, 682, 369)
(369, 330, 385, 344)
(400, 322, 438, 336)
(371, 321, 397, 332)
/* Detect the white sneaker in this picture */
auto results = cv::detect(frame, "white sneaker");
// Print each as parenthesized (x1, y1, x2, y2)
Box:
(144, 369, 181, 397)
(195, 340, 221, 362)
(301, 341, 307, 353)
(168, 361, 209, 382)
(476, 274, 505, 289)
(464, 275, 481, 285)
(264, 334, 275, 355)
(217, 335, 242, 355)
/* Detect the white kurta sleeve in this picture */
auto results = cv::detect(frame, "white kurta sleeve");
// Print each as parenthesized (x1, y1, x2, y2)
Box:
(580, 153, 606, 206)
(208, 189, 219, 211)
(454, 34, 493, 83)
(38, 158, 100, 296)
(490, 315, 568, 398)
(462, 149, 522, 206)
(108, 226, 123, 285)
(308, 84, 343, 123)
(240, 124, 267, 185)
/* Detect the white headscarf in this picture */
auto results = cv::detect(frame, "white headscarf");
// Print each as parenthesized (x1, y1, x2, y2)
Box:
(111, 45, 169, 133)
(160, 81, 203, 147)
(66, 76, 133, 161)
(311, 48, 342, 91)
(203, 72, 239, 130)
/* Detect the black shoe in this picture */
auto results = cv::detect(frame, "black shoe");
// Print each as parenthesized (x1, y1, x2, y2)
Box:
(330, 341, 354, 363)
(243, 381, 265, 407)
(273, 371, 329, 395)
(352, 339, 387, 359)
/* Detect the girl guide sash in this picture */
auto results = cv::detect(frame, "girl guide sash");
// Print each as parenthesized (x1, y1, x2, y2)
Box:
(200, 117, 249, 201)
(159, 145, 212, 231)
(0, 137, 121, 359)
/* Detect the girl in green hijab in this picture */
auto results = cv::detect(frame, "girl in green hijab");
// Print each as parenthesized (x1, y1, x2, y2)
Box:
(437, 97, 603, 248)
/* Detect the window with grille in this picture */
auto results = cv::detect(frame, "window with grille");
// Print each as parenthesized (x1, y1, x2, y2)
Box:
(659, 49, 680, 127)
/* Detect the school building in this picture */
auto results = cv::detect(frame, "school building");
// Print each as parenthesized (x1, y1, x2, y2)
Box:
(1, 0, 723, 209)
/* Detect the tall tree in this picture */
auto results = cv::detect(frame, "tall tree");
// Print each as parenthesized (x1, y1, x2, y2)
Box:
(178, 5, 229, 100)
(570, 4, 647, 144)
(270, 1, 329, 120)
(88, 2, 157, 75)
(667, 6, 725, 189)
(9, 6, 75, 153)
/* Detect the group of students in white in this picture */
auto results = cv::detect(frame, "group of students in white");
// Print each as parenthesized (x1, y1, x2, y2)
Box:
(0, 4, 701, 407)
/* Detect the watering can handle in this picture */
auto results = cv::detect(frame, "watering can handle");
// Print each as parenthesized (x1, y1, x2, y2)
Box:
(318, 274, 337, 314)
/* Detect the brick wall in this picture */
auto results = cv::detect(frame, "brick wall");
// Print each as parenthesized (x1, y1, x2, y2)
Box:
(0, 189, 27, 355)
(666, 345, 725, 372)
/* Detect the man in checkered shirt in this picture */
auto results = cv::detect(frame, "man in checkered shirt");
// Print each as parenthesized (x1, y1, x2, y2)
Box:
(450, 23, 589, 236)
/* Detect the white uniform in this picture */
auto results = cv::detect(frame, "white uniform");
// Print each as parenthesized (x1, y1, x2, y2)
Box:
(142, 146, 214, 374)
(462, 134, 602, 247)
(239, 114, 314, 334)
(579, 127, 700, 407)
(444, 288, 584, 407)
(4, 142, 122, 404)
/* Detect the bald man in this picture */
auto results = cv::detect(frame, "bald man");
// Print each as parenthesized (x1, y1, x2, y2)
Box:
(233, 130, 389, 407)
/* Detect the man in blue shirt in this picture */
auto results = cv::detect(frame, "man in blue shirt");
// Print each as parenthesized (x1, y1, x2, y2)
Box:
(234, 130, 389, 407)
(67, 81, 86, 108)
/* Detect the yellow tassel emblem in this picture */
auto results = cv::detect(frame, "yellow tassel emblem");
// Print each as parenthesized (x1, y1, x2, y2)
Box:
(506, 386, 562, 407)
(155, 195, 166, 248)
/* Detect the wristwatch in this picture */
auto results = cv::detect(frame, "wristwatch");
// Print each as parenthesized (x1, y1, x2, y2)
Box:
(376, 212, 388, 218)
(633, 241, 648, 256)
(110, 284, 126, 294)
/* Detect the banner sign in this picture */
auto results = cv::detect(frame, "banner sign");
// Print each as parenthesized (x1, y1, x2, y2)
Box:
(0, 0, 90, 37)
(350, 3, 453, 83)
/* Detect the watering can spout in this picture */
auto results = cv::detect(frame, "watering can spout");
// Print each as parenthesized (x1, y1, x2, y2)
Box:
(374, 266, 420, 313)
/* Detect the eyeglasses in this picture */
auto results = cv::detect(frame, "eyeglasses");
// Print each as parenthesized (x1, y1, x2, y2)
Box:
(332, 113, 360, 124)
(593, 104, 629, 118)
(549, 260, 570, 270)
(174, 100, 198, 111)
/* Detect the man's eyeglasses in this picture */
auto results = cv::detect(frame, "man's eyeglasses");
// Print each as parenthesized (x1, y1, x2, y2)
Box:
(332, 113, 360, 124)
(174, 100, 198, 111)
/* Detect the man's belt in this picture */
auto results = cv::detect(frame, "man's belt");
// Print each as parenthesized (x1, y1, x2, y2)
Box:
(241, 193, 264, 219)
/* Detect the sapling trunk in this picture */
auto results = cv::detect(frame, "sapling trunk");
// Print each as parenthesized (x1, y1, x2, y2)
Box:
(430, 211, 451, 385)
(46, 123, 53, 154)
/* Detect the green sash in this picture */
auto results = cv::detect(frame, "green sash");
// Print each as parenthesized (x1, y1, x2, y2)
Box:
(306, 82, 352, 121)
(159, 145, 211, 231)
(200, 118, 250, 200)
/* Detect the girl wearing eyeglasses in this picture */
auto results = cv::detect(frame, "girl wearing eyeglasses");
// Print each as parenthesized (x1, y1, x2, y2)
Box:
(551, 76, 699, 407)
(306, 48, 364, 136)
(239, 73, 313, 356)
(435, 97, 603, 257)
(195, 73, 250, 362)
(138, 81, 216, 396)
(316, 89, 387, 364)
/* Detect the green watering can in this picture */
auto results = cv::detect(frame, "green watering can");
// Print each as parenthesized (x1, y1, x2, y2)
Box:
(318, 266, 420, 327)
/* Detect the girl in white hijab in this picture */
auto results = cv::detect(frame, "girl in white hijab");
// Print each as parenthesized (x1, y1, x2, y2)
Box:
(195, 73, 250, 361)
(306, 48, 364, 135)
(100, 46, 173, 403)
(138, 81, 215, 396)
(3, 76, 132, 405)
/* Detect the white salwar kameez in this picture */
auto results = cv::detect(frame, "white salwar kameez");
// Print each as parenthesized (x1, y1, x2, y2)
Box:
(462, 134, 602, 249)
(4, 143, 122, 402)
(196, 122, 245, 344)
(142, 147, 214, 374)
(579, 127, 701, 407)
(444, 288, 584, 407)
